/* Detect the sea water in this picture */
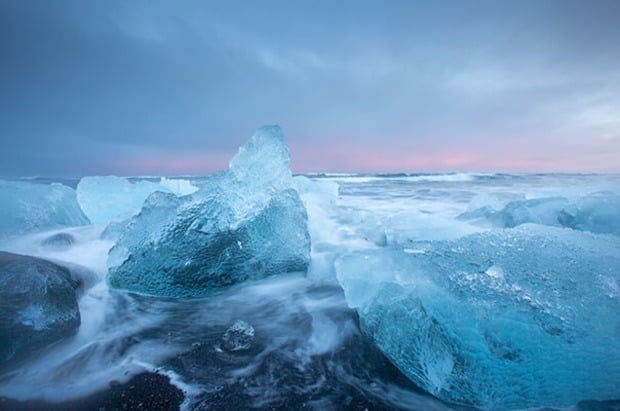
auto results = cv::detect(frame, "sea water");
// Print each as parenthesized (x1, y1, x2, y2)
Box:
(0, 172, 619, 411)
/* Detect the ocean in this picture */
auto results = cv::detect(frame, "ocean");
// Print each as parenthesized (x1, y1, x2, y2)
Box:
(1, 171, 619, 411)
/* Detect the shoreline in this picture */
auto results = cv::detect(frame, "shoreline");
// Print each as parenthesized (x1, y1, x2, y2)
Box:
(0, 372, 184, 411)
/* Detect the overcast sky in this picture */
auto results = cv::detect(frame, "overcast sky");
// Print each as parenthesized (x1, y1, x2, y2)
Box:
(1, 0, 619, 177)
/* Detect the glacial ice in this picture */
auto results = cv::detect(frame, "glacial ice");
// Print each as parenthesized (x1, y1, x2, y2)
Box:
(221, 320, 255, 352)
(294, 175, 339, 202)
(459, 191, 620, 235)
(158, 177, 199, 196)
(293, 176, 345, 282)
(336, 225, 620, 410)
(0, 252, 81, 364)
(77, 176, 199, 225)
(0, 180, 89, 238)
(107, 126, 311, 297)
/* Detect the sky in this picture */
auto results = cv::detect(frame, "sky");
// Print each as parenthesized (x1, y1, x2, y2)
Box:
(1, 0, 619, 177)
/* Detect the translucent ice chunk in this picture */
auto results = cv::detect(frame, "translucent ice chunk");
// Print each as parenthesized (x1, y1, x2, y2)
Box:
(107, 126, 311, 297)
(77, 176, 170, 225)
(0, 180, 89, 238)
(221, 320, 255, 352)
(336, 225, 620, 409)
(158, 177, 198, 196)
(459, 192, 620, 235)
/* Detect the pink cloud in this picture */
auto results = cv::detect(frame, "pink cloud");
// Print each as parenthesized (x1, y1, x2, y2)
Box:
(96, 136, 620, 176)
(291, 137, 620, 173)
(291, 143, 484, 172)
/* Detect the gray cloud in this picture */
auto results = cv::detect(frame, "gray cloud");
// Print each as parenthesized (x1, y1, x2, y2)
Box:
(1, 0, 619, 176)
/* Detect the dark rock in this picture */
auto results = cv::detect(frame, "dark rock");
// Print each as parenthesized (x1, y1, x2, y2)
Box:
(0, 251, 80, 365)
(54, 260, 100, 298)
(41, 233, 75, 250)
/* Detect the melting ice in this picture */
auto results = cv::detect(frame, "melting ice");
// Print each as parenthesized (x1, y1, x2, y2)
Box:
(0, 128, 619, 411)
(336, 225, 620, 409)
(107, 126, 311, 297)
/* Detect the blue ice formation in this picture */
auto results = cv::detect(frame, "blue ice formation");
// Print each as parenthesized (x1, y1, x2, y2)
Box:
(77, 176, 198, 225)
(158, 177, 199, 196)
(0, 252, 80, 364)
(0, 180, 89, 238)
(336, 225, 620, 410)
(107, 126, 311, 297)
(459, 191, 620, 235)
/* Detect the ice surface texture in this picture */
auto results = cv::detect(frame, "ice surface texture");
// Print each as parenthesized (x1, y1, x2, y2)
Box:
(336, 225, 620, 410)
(107, 126, 310, 297)
(459, 191, 620, 235)
(0, 180, 89, 238)
(0, 252, 80, 364)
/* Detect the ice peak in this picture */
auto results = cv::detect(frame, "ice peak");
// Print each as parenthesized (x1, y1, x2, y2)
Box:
(106, 126, 310, 297)
(230, 125, 291, 190)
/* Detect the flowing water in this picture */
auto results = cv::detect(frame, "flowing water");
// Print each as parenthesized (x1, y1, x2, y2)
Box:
(1, 173, 619, 411)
